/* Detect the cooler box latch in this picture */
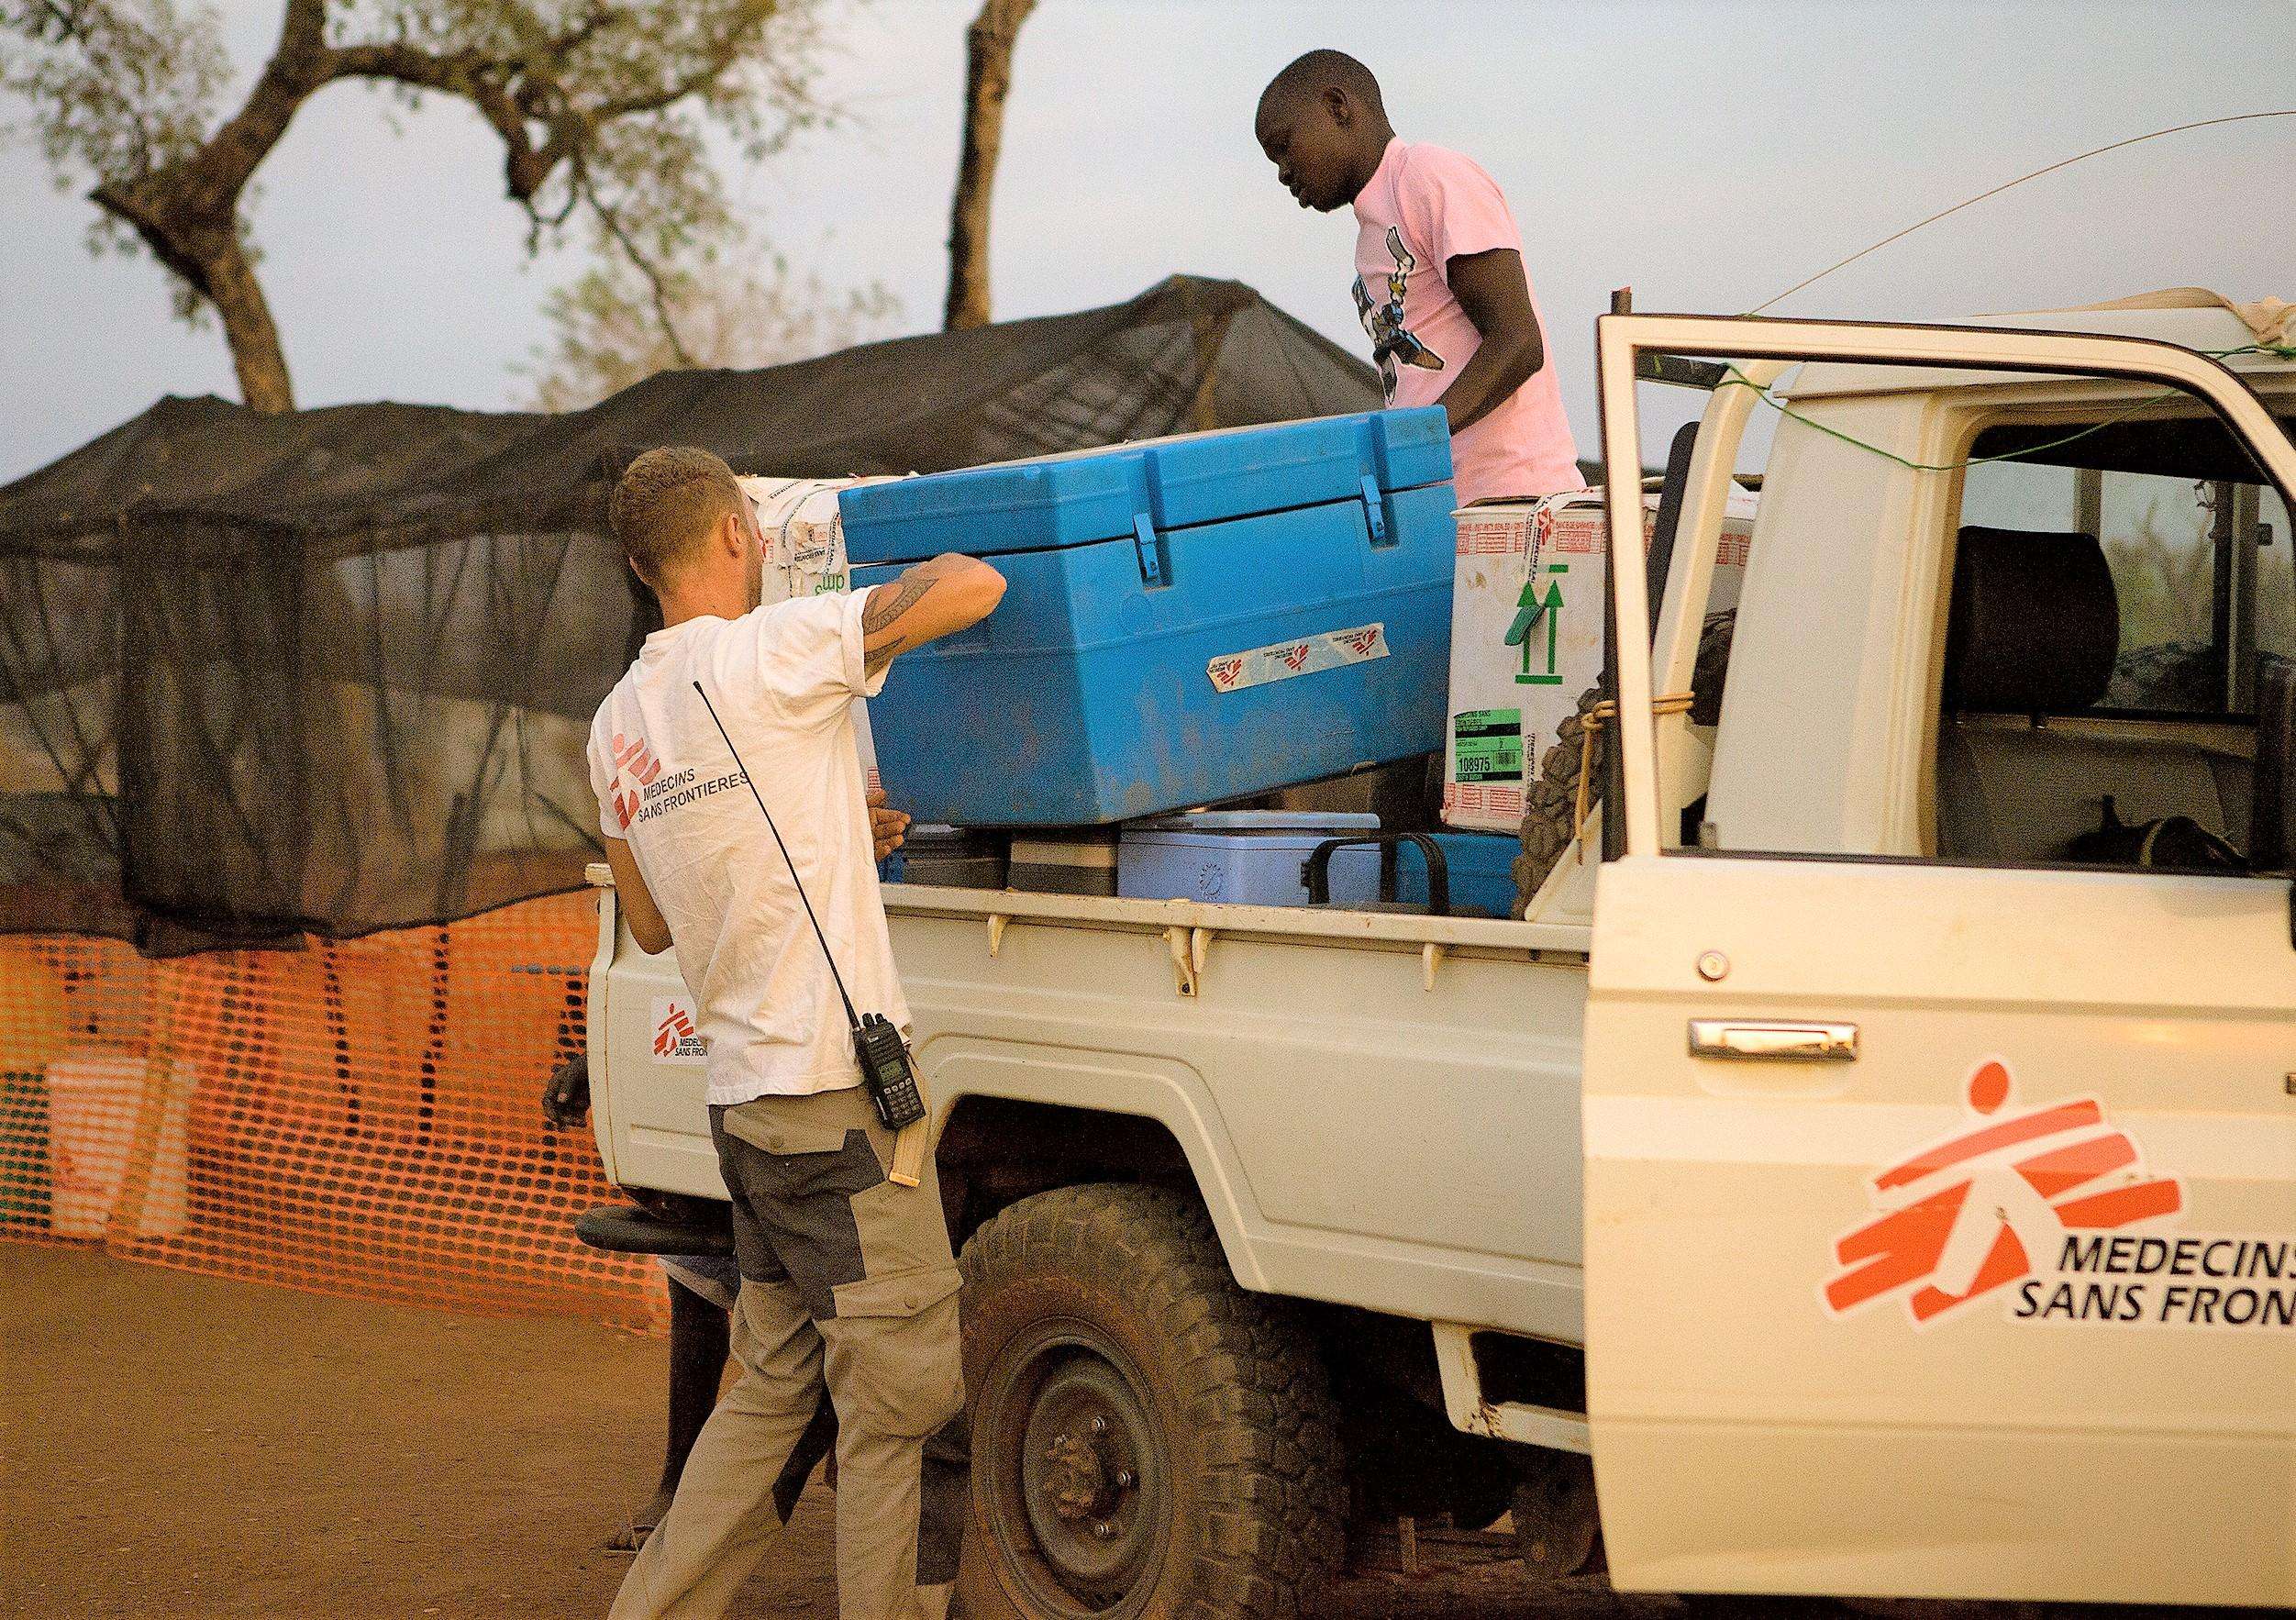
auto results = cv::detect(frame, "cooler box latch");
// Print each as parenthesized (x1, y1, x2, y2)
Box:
(1359, 476, 1392, 548)
(1131, 511, 1167, 586)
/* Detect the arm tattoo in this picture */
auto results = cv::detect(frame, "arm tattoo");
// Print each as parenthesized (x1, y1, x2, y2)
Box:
(863, 634, 909, 677)
(862, 573, 937, 635)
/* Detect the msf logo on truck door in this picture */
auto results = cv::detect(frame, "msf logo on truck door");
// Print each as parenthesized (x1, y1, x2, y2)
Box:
(651, 998, 707, 1065)
(1825, 1060, 2182, 1327)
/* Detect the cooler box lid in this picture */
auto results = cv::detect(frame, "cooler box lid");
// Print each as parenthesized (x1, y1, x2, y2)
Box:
(837, 408, 1451, 564)
(1126, 812, 1381, 838)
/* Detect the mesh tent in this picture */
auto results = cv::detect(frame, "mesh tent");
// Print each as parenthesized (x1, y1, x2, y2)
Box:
(1, 275, 1379, 952)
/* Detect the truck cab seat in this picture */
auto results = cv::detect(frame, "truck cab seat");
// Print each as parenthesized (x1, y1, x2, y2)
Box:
(1935, 527, 2242, 862)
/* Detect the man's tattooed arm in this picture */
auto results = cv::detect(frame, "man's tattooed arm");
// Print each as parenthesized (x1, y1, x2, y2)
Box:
(861, 573, 937, 636)
(860, 569, 938, 676)
(855, 552, 1008, 676)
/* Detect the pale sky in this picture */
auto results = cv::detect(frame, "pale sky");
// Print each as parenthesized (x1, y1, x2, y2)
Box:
(2, 0, 2290, 483)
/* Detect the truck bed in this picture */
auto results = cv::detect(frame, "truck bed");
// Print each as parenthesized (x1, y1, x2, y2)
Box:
(589, 882, 1594, 1345)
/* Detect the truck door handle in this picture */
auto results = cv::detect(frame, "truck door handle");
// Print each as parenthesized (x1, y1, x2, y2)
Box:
(1688, 1020, 1859, 1061)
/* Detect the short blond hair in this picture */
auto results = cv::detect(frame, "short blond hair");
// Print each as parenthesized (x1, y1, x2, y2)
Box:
(608, 447, 743, 589)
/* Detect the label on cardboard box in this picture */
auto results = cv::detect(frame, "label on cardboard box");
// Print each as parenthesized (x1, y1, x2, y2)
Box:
(1453, 709, 1524, 782)
(1442, 489, 1757, 833)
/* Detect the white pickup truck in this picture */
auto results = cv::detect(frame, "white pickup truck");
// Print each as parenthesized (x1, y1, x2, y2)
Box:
(582, 298, 2296, 1617)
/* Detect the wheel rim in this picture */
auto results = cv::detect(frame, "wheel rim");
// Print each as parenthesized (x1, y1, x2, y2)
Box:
(978, 1316, 1169, 1615)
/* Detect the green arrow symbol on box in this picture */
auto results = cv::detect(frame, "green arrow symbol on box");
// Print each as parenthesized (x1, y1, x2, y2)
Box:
(1507, 565, 1567, 685)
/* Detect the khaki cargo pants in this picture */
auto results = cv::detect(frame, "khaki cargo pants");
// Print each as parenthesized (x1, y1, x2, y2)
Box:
(609, 1085, 968, 1620)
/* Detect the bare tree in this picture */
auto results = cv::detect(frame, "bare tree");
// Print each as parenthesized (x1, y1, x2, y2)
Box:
(942, 0, 1034, 332)
(4, 0, 829, 411)
(520, 236, 899, 411)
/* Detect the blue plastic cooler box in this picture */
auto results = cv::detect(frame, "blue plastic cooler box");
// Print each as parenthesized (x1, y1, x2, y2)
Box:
(1329, 830, 1520, 918)
(840, 408, 1456, 826)
(1117, 812, 1382, 906)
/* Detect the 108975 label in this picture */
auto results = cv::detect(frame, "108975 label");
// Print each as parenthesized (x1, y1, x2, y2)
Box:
(1453, 708, 1525, 782)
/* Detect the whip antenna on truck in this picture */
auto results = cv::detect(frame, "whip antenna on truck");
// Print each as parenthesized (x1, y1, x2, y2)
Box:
(1748, 109, 2295, 315)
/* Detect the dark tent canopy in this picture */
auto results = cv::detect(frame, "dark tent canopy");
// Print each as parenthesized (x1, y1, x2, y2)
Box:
(0, 276, 1378, 950)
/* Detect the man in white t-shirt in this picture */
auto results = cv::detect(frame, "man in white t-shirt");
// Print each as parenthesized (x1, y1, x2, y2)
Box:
(591, 447, 1004, 1620)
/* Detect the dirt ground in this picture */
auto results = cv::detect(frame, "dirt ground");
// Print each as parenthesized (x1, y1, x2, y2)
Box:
(0, 1248, 2257, 1620)
(0, 1248, 1680, 1619)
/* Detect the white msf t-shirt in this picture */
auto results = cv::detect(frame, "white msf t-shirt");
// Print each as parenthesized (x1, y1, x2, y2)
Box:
(587, 593, 904, 1105)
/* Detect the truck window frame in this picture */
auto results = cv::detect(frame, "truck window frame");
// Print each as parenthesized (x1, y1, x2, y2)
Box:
(1593, 313, 2296, 871)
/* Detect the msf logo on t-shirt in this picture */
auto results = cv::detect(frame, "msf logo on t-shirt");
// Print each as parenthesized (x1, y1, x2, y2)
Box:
(607, 732, 663, 832)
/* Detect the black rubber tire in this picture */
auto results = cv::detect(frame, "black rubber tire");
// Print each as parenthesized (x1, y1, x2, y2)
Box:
(955, 1183, 1344, 1620)
(1510, 1450, 1604, 1578)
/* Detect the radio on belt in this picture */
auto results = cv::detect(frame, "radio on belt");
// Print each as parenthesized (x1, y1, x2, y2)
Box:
(692, 682, 930, 1145)
(852, 1012, 926, 1130)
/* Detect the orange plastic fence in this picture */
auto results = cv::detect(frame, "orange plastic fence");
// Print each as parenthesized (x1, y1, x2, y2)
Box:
(0, 894, 665, 1333)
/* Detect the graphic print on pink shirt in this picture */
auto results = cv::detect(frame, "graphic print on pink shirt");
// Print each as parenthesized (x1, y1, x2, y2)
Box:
(1356, 225, 1447, 389)
(1351, 138, 1582, 505)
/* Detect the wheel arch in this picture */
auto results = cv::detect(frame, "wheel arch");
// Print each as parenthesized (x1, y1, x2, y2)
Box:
(931, 1082, 1268, 1293)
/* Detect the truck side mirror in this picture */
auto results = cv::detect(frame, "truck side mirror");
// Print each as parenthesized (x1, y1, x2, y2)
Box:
(2249, 657, 2296, 948)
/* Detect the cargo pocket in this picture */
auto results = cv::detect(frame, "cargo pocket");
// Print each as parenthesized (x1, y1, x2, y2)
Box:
(722, 1108, 885, 1200)
(847, 1170, 958, 1278)
(716, 1102, 888, 1314)
(825, 1267, 966, 1437)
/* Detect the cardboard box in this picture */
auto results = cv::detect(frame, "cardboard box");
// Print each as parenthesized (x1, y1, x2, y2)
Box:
(741, 474, 906, 601)
(739, 475, 904, 793)
(1441, 488, 1757, 833)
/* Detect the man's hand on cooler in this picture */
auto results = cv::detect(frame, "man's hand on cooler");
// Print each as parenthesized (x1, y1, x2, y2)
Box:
(868, 789, 911, 862)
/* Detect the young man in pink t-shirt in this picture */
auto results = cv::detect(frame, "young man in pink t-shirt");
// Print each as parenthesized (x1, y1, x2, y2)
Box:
(1255, 50, 1582, 505)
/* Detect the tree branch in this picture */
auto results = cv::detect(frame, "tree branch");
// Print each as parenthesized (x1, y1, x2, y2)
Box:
(17, 0, 825, 413)
(944, 0, 1034, 331)
(182, 0, 330, 205)
(326, 39, 555, 196)
(581, 177, 696, 368)
(590, 35, 745, 121)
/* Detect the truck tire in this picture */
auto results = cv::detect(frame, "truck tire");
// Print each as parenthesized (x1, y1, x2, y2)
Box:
(1514, 683, 1606, 907)
(956, 1183, 1344, 1619)
(1510, 1449, 1603, 1578)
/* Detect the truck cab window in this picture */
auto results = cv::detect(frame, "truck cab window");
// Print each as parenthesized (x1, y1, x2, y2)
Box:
(1677, 351, 2293, 871)
(1940, 407, 2295, 869)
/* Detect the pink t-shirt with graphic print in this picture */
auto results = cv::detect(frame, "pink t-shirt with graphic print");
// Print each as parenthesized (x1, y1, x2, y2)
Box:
(1351, 138, 1582, 505)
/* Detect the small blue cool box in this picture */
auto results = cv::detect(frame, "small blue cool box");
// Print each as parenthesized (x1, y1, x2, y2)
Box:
(841, 407, 1456, 826)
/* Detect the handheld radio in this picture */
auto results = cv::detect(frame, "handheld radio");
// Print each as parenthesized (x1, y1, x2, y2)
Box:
(691, 682, 928, 1137)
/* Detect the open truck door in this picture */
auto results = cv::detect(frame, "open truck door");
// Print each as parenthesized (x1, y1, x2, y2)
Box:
(1581, 314, 2296, 1607)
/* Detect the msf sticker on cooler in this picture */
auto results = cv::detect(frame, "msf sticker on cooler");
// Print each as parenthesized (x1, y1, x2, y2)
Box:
(1825, 1060, 2294, 1331)
(651, 998, 708, 1065)
(1207, 624, 1387, 693)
